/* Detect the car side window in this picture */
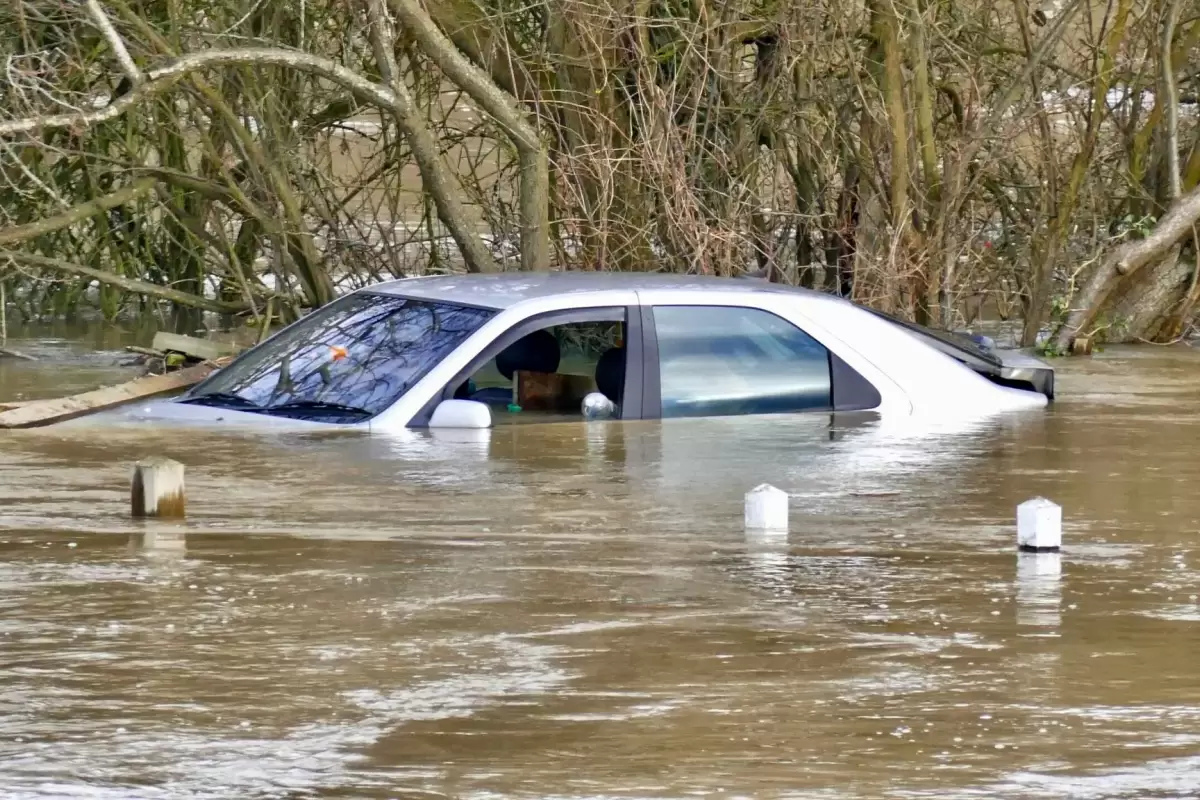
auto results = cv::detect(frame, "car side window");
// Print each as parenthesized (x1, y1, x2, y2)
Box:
(652, 305, 832, 418)
(450, 318, 628, 422)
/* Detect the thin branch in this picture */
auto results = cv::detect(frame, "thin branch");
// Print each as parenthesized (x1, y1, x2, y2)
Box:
(86, 0, 142, 84)
(1, 251, 249, 315)
(0, 48, 399, 137)
(0, 176, 157, 246)
(1162, 0, 1184, 200)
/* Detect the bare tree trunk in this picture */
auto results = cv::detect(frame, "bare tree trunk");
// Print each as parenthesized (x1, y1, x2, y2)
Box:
(1108, 243, 1190, 342)
(867, 0, 911, 313)
(363, 0, 497, 273)
(388, 0, 550, 271)
(908, 0, 941, 323)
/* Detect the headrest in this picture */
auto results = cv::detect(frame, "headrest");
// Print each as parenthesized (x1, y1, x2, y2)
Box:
(495, 329, 561, 380)
(594, 346, 625, 404)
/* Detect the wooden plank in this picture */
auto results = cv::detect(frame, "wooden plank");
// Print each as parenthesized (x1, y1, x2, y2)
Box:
(0, 356, 232, 429)
(0, 347, 37, 361)
(151, 332, 239, 362)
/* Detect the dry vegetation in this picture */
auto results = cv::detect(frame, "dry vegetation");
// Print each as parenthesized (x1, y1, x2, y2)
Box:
(0, 0, 1198, 351)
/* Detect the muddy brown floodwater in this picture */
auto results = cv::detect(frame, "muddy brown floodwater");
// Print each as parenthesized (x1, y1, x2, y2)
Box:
(2, 327, 1200, 799)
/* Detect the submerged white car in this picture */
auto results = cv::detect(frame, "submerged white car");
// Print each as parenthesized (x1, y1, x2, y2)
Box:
(104, 272, 1054, 432)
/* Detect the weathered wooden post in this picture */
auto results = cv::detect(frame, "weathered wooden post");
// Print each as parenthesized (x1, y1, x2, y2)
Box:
(131, 457, 186, 518)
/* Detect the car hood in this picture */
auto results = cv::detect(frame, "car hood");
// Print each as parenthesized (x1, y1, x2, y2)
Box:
(69, 398, 341, 431)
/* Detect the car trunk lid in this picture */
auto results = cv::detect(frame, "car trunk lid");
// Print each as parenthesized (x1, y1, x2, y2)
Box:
(870, 311, 1056, 401)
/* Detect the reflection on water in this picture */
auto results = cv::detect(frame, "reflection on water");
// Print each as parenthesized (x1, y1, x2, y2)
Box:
(2, 336, 1200, 798)
(1016, 552, 1063, 630)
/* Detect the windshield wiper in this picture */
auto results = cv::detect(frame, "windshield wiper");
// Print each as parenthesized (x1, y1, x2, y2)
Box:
(181, 391, 261, 409)
(262, 400, 373, 420)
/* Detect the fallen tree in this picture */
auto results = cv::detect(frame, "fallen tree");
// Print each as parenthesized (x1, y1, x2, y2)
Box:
(1051, 184, 1200, 353)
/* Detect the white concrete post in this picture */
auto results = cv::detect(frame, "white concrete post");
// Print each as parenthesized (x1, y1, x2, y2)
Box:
(1017, 497, 1061, 552)
(745, 484, 789, 533)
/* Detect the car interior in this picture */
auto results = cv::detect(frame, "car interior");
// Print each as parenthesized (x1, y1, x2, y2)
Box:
(451, 320, 627, 423)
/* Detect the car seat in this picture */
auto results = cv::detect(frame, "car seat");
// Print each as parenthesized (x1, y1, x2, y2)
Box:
(464, 329, 562, 405)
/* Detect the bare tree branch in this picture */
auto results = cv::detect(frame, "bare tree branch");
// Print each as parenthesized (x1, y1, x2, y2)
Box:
(86, 0, 142, 85)
(2, 251, 249, 315)
(0, 48, 399, 138)
(388, 0, 549, 270)
(388, 0, 538, 150)
(0, 176, 157, 246)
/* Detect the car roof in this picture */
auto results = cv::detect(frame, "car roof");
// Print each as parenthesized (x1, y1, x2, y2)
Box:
(365, 271, 842, 311)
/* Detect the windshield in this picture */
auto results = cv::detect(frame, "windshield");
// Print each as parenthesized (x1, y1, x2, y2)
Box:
(186, 292, 496, 422)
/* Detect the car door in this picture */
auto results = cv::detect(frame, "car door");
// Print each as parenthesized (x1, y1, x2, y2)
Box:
(635, 298, 881, 420)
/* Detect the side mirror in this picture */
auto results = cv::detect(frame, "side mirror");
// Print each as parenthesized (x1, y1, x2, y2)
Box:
(428, 399, 492, 429)
(581, 391, 617, 420)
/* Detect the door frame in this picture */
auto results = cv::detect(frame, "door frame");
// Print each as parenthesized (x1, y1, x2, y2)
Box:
(408, 304, 650, 427)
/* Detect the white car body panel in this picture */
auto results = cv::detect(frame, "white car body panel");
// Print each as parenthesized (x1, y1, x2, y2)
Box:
(778, 291, 1048, 417)
(89, 273, 1047, 432)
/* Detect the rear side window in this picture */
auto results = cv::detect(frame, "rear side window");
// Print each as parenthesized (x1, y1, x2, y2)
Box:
(652, 305, 832, 418)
